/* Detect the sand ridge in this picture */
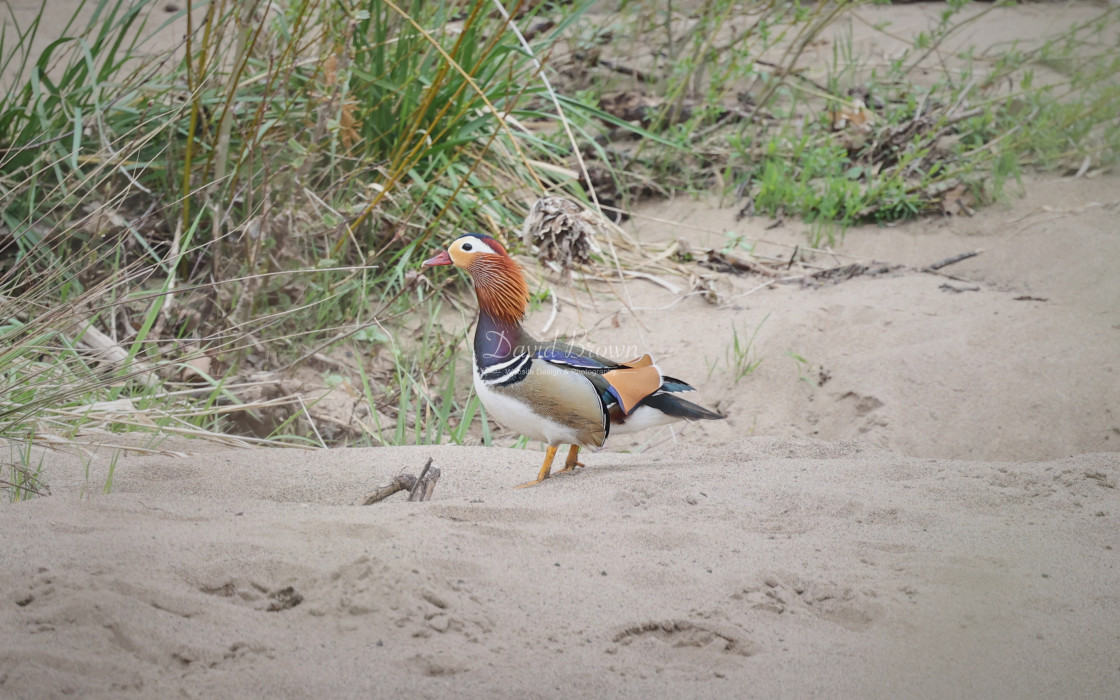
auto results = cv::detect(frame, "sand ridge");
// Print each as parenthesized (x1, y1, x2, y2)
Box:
(3, 172, 1118, 700)
(2, 440, 1118, 698)
(3, 0, 1119, 694)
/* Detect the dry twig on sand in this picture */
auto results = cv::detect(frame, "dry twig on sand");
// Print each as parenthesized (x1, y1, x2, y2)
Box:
(362, 457, 440, 505)
(925, 250, 981, 271)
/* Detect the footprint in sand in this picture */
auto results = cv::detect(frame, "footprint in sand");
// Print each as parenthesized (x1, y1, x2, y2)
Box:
(731, 575, 880, 631)
(605, 619, 759, 679)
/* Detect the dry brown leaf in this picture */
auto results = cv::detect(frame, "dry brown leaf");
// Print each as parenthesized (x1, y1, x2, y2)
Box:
(940, 185, 976, 216)
(831, 99, 875, 133)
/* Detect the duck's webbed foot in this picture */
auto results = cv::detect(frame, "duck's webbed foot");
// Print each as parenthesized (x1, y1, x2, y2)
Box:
(555, 445, 585, 474)
(515, 445, 558, 488)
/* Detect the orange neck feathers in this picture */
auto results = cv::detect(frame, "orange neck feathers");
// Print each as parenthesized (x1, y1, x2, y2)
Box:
(469, 254, 529, 325)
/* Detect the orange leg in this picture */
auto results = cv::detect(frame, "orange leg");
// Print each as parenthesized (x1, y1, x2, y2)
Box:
(556, 445, 584, 473)
(516, 445, 558, 488)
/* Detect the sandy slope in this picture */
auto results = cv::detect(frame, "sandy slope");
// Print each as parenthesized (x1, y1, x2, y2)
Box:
(2, 440, 1118, 699)
(607, 175, 1120, 462)
(1, 173, 1118, 698)
(3, 1, 1120, 697)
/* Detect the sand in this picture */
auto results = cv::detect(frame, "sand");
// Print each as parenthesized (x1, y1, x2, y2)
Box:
(3, 1, 1120, 698)
(2, 440, 1118, 699)
(617, 174, 1120, 463)
(3, 173, 1118, 698)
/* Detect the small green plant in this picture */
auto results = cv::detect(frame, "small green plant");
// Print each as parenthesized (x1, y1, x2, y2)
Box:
(3, 440, 48, 502)
(448, 393, 491, 446)
(78, 448, 122, 497)
(786, 350, 829, 388)
(709, 314, 767, 384)
(102, 451, 120, 494)
(720, 231, 755, 256)
(2, 461, 48, 502)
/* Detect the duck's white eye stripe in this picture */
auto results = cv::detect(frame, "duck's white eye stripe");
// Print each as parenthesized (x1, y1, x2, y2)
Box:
(459, 238, 497, 255)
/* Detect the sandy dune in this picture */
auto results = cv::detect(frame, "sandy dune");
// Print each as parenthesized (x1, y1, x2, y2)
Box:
(2, 439, 1118, 698)
(616, 175, 1120, 462)
(2, 172, 1119, 697)
(3, 1, 1119, 697)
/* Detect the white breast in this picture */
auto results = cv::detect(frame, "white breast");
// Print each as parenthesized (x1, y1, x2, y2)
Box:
(472, 355, 599, 447)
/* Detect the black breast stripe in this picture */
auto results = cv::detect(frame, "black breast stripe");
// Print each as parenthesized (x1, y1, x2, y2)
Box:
(492, 356, 532, 387)
(480, 353, 527, 378)
(480, 353, 531, 386)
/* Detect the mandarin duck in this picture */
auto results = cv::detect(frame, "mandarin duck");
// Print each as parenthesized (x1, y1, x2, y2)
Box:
(422, 233, 724, 487)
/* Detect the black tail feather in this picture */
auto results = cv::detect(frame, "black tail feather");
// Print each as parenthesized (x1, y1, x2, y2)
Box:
(659, 375, 697, 393)
(642, 391, 725, 421)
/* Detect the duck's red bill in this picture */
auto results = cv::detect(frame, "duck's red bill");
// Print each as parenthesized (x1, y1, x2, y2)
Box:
(422, 250, 452, 267)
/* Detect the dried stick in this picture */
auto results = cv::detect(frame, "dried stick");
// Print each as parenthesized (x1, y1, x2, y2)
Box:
(597, 59, 653, 83)
(361, 474, 418, 505)
(362, 457, 440, 505)
(926, 250, 981, 271)
(408, 458, 440, 502)
(68, 316, 159, 388)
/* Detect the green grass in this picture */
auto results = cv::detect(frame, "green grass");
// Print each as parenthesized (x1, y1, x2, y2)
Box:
(785, 350, 826, 388)
(563, 0, 1119, 243)
(3, 440, 47, 502)
(0, 0, 604, 468)
(2, 0, 1117, 494)
(708, 315, 767, 384)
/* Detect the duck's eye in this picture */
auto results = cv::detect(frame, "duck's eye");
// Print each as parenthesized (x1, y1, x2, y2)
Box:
(462, 242, 473, 252)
